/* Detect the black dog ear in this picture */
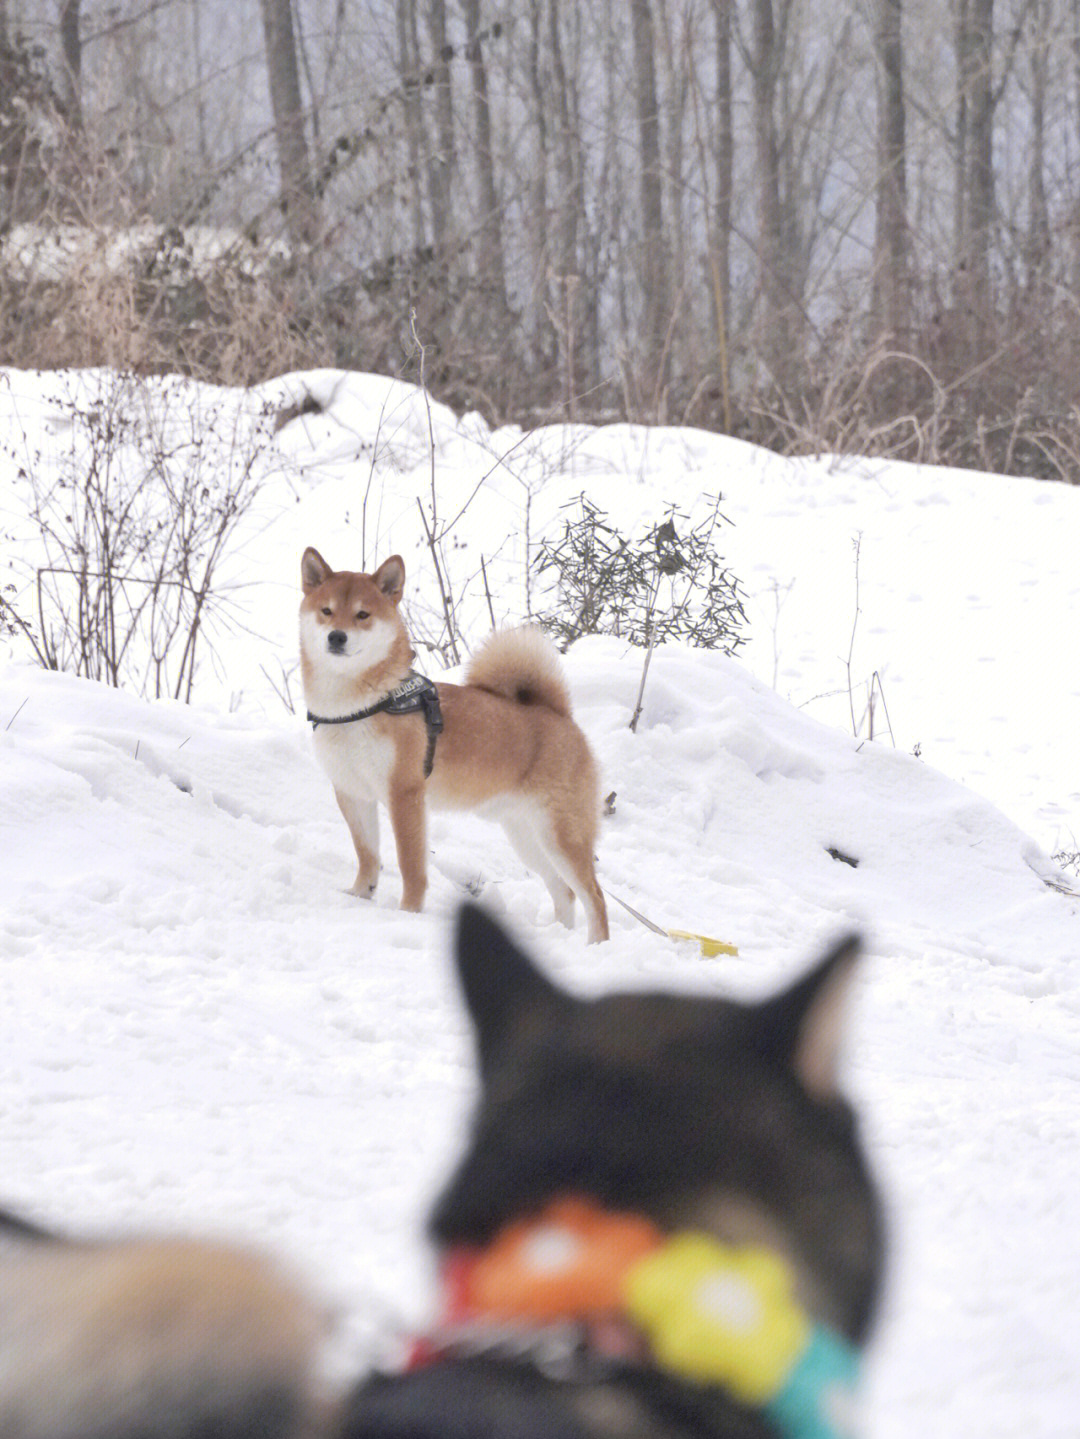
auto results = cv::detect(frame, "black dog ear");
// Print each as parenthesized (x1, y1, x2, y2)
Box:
(751, 934, 863, 1099)
(454, 904, 569, 1079)
(0, 1206, 56, 1243)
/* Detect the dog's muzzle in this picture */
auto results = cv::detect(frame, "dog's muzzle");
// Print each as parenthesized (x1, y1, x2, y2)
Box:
(327, 630, 348, 654)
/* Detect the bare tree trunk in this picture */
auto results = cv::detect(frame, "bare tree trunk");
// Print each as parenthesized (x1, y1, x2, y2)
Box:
(188, 0, 212, 177)
(525, 0, 552, 362)
(584, 0, 625, 398)
(549, 0, 586, 413)
(955, 0, 994, 349)
(746, 0, 794, 391)
(871, 0, 909, 337)
(711, 0, 733, 426)
(967, 0, 995, 284)
(425, 0, 455, 251)
(259, 0, 320, 251)
(629, 0, 670, 412)
(1027, 0, 1050, 292)
(1072, 0, 1080, 295)
(397, 0, 427, 253)
(463, 0, 509, 327)
(658, 0, 689, 373)
(59, 0, 82, 129)
(954, 0, 969, 263)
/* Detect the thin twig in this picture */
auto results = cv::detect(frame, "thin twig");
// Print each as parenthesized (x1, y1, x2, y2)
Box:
(867, 670, 896, 746)
(629, 568, 664, 733)
(845, 534, 862, 737)
(4, 697, 29, 731)
(415, 497, 461, 665)
(480, 555, 498, 633)
(410, 309, 461, 664)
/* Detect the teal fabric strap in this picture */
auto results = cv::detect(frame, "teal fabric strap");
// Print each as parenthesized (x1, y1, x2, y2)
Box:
(766, 1326, 860, 1439)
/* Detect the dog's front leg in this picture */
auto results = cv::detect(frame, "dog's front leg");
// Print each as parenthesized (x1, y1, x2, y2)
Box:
(334, 789, 381, 898)
(388, 779, 428, 912)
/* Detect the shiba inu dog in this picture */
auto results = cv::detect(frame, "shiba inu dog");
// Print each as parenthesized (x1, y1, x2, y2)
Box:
(300, 549, 609, 943)
(0, 1211, 324, 1439)
(339, 904, 885, 1439)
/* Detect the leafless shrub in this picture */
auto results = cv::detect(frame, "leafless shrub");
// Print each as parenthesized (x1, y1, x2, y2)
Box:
(4, 372, 283, 700)
(533, 496, 747, 729)
(535, 496, 745, 654)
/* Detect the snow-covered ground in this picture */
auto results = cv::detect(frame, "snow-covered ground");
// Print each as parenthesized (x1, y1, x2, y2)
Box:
(2, 368, 1078, 1437)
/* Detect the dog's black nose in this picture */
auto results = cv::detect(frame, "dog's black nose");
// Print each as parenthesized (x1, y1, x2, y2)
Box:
(327, 630, 347, 652)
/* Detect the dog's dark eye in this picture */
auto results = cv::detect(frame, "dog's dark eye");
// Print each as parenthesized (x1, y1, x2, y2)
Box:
(356, 610, 369, 621)
(321, 606, 332, 616)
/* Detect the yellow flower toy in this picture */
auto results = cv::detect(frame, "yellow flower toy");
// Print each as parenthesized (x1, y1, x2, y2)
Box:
(623, 1232, 859, 1439)
(623, 1233, 808, 1401)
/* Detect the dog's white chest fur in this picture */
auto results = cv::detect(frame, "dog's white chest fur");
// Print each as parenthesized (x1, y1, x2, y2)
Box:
(312, 721, 395, 802)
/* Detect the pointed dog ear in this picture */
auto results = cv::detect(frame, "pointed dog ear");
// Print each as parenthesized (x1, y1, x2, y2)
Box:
(373, 555, 405, 602)
(752, 934, 863, 1099)
(301, 547, 332, 592)
(454, 903, 569, 1079)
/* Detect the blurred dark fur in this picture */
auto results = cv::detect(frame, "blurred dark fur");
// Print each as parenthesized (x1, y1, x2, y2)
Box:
(339, 904, 885, 1439)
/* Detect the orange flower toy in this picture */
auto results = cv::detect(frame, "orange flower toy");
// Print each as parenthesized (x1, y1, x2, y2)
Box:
(459, 1197, 663, 1322)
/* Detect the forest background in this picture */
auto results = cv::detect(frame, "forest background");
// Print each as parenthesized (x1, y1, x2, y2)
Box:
(3, 0, 1079, 481)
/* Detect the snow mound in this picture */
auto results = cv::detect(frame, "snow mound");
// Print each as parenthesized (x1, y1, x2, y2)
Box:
(3, 640, 1078, 1435)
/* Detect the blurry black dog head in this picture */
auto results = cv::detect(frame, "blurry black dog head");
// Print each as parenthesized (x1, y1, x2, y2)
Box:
(431, 904, 884, 1345)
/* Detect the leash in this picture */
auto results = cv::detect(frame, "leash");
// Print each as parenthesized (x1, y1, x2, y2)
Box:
(307, 672, 444, 778)
(605, 888, 737, 958)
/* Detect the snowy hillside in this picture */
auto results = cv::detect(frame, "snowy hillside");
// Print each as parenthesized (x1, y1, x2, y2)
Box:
(2, 368, 1079, 1437)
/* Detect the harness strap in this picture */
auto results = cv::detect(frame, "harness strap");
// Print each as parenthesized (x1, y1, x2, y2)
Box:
(307, 672, 444, 778)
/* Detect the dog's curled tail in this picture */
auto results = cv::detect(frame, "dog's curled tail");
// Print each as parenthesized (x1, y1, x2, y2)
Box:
(464, 626, 573, 717)
(0, 1236, 325, 1439)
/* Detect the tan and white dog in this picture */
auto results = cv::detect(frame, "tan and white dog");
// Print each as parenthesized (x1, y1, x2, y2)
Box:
(300, 549, 609, 943)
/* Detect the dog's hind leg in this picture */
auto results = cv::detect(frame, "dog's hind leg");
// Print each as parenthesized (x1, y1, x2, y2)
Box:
(540, 814, 609, 944)
(335, 789, 381, 898)
(501, 815, 576, 928)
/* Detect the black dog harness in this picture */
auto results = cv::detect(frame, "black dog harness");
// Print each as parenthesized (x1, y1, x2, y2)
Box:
(307, 671, 445, 778)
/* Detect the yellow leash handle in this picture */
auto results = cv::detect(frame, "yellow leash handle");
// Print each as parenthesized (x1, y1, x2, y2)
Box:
(666, 929, 738, 959)
(605, 890, 738, 958)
